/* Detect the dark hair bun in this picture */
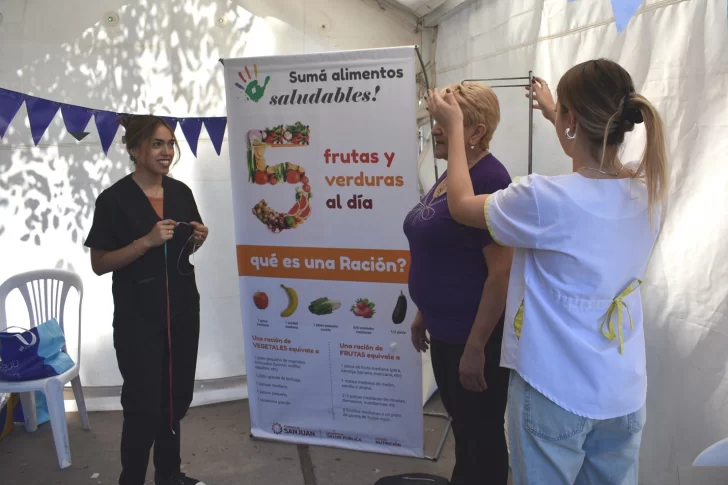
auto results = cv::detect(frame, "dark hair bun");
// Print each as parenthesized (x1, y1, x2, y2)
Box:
(624, 106, 643, 125)
(621, 118, 636, 133)
(117, 114, 133, 129)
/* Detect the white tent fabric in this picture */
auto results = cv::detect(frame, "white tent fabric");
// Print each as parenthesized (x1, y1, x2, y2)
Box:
(433, 1, 728, 483)
(0, 0, 429, 409)
(1, 0, 727, 479)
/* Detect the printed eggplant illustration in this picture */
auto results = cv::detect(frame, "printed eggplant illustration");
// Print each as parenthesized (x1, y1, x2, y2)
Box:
(392, 291, 407, 324)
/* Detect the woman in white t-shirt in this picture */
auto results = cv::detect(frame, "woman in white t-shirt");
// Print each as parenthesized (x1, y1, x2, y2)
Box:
(426, 59, 668, 484)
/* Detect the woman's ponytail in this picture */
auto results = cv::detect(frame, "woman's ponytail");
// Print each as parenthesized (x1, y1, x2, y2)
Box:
(630, 94, 668, 227)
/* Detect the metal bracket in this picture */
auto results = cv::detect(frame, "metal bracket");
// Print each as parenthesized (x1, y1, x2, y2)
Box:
(462, 73, 535, 174)
(423, 411, 452, 461)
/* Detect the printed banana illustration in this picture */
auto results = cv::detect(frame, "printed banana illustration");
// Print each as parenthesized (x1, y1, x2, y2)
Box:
(281, 284, 298, 317)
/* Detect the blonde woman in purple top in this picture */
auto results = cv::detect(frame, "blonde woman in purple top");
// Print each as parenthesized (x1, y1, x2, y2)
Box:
(404, 83, 513, 485)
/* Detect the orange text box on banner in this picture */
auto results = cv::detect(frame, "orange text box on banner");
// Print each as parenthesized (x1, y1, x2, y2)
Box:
(237, 245, 410, 284)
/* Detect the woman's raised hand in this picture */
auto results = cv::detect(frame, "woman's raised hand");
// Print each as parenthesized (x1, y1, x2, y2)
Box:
(426, 88, 463, 133)
(526, 76, 557, 123)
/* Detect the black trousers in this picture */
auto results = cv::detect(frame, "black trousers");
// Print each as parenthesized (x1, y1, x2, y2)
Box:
(114, 312, 200, 485)
(430, 331, 510, 485)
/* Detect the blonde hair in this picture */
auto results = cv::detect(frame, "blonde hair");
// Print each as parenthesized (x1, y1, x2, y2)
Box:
(441, 82, 500, 151)
(556, 59, 668, 222)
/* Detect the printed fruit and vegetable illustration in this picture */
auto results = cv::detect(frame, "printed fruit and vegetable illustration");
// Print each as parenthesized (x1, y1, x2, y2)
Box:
(253, 291, 269, 310)
(247, 126, 313, 234)
(252, 161, 309, 187)
(351, 298, 375, 319)
(252, 188, 311, 233)
(309, 297, 342, 316)
(262, 122, 310, 147)
(280, 284, 298, 317)
(392, 291, 407, 324)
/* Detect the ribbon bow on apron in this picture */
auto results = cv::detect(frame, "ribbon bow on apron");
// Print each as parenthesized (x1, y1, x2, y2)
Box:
(599, 279, 642, 354)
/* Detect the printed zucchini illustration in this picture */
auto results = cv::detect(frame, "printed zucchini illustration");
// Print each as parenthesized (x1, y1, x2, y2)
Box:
(309, 297, 342, 316)
(392, 291, 407, 324)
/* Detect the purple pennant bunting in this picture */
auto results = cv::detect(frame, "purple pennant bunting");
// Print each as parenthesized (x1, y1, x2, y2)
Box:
(60, 104, 93, 140)
(180, 118, 203, 157)
(94, 110, 121, 155)
(203, 117, 227, 156)
(0, 88, 25, 138)
(2, 86, 230, 157)
(159, 116, 178, 133)
(611, 0, 642, 33)
(25, 96, 60, 145)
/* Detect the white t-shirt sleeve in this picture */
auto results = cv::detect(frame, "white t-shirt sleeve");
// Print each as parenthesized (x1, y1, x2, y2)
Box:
(485, 175, 541, 249)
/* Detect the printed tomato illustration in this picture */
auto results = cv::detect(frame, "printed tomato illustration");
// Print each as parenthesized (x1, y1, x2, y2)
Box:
(351, 298, 375, 318)
(253, 291, 269, 310)
(254, 171, 268, 185)
(286, 170, 301, 184)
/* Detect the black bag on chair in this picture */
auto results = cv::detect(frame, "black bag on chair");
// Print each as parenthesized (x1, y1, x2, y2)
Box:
(375, 473, 449, 485)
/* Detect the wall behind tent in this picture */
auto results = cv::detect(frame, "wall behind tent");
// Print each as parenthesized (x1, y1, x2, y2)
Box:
(0, 0, 426, 410)
(435, 0, 728, 484)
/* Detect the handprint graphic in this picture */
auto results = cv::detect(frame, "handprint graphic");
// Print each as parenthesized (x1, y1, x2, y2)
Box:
(235, 64, 270, 103)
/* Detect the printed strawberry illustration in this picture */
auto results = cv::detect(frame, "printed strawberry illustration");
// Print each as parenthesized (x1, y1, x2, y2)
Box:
(351, 298, 375, 318)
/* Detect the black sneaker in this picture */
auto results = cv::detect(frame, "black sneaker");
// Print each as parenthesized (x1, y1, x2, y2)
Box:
(154, 472, 207, 485)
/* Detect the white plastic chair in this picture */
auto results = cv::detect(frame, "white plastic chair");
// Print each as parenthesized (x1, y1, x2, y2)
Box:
(0, 269, 89, 469)
(693, 437, 728, 466)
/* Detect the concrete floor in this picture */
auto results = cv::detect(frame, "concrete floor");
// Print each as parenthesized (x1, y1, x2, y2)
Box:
(11, 398, 728, 485)
(0, 396, 458, 485)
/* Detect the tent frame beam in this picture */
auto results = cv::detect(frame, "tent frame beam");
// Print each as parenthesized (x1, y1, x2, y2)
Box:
(422, 0, 469, 27)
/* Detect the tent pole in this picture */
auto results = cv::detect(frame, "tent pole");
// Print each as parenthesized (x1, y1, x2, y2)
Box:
(528, 70, 534, 175)
(415, 45, 439, 182)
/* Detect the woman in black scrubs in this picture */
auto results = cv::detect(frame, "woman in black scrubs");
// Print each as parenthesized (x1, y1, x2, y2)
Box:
(85, 115, 209, 485)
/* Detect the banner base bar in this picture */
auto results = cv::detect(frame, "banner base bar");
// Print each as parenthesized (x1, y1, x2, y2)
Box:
(423, 411, 452, 461)
(246, 411, 451, 461)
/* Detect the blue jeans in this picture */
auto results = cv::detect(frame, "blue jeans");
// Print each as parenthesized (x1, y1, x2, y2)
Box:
(507, 371, 646, 485)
